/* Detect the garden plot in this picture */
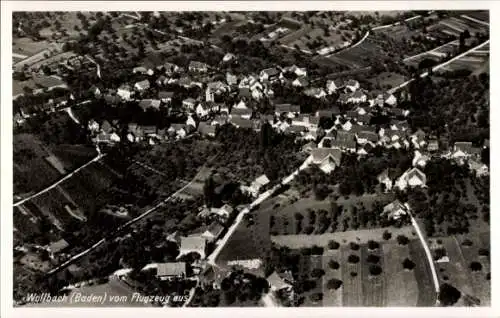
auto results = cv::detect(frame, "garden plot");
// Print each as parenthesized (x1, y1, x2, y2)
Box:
(321, 251, 343, 306)
(341, 245, 363, 306)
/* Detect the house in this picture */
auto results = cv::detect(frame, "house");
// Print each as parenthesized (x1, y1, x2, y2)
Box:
(357, 130, 379, 145)
(134, 79, 150, 92)
(292, 115, 316, 129)
(210, 204, 234, 219)
(156, 75, 167, 86)
(411, 129, 427, 149)
(212, 114, 228, 126)
(377, 168, 401, 192)
(304, 87, 327, 99)
(201, 221, 225, 243)
(133, 66, 150, 75)
(198, 122, 216, 137)
(347, 90, 367, 104)
(127, 123, 144, 142)
(326, 79, 344, 94)
(158, 91, 174, 103)
(311, 148, 343, 174)
(182, 98, 197, 110)
(302, 141, 317, 153)
(285, 125, 307, 135)
(316, 109, 338, 118)
(178, 76, 193, 88)
(292, 77, 309, 88)
(196, 104, 210, 118)
(234, 100, 248, 109)
(392, 108, 410, 117)
(330, 133, 357, 152)
(275, 103, 300, 118)
(189, 60, 209, 72)
(384, 93, 397, 106)
(284, 65, 307, 77)
(345, 79, 360, 92)
(383, 200, 410, 220)
(357, 142, 373, 156)
(101, 120, 113, 134)
(222, 52, 236, 63)
(412, 150, 430, 168)
(395, 167, 427, 190)
(247, 174, 271, 197)
(389, 120, 409, 131)
(156, 262, 187, 281)
(47, 239, 69, 258)
(267, 271, 292, 292)
(231, 107, 253, 120)
(427, 139, 439, 152)
(468, 160, 489, 177)
(117, 84, 133, 100)
(139, 99, 161, 111)
(252, 88, 264, 100)
(162, 62, 180, 75)
(226, 73, 239, 86)
(260, 68, 280, 82)
(32, 74, 68, 91)
(301, 130, 318, 141)
(178, 236, 207, 259)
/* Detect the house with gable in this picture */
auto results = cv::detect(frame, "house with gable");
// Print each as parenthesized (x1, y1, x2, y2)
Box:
(196, 103, 210, 118)
(182, 98, 197, 111)
(292, 77, 309, 88)
(134, 79, 150, 92)
(267, 271, 293, 292)
(201, 221, 225, 243)
(178, 236, 207, 259)
(117, 84, 133, 101)
(259, 67, 280, 82)
(304, 87, 327, 99)
(275, 103, 301, 118)
(395, 167, 427, 190)
(311, 148, 343, 174)
(412, 150, 430, 168)
(326, 79, 344, 94)
(189, 60, 209, 73)
(377, 168, 401, 192)
(382, 200, 410, 220)
(155, 262, 187, 281)
(245, 174, 271, 197)
(345, 79, 360, 92)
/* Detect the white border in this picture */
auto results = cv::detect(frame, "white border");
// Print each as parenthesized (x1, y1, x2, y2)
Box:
(1, 1, 498, 318)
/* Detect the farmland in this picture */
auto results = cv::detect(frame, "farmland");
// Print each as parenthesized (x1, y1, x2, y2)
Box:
(431, 232, 490, 306)
(273, 236, 428, 306)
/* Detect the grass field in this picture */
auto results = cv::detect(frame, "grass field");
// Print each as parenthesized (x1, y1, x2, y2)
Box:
(12, 38, 54, 56)
(383, 241, 419, 306)
(408, 240, 437, 306)
(14, 134, 63, 195)
(367, 72, 408, 90)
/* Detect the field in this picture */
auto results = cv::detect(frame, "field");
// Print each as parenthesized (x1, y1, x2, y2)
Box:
(12, 38, 54, 57)
(367, 71, 408, 90)
(321, 36, 385, 69)
(461, 11, 489, 23)
(437, 46, 489, 74)
(281, 236, 427, 306)
(408, 240, 437, 306)
(431, 232, 490, 306)
(14, 134, 63, 195)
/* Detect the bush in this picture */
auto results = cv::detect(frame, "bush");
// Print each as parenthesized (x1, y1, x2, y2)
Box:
(470, 261, 482, 272)
(438, 283, 461, 306)
(311, 245, 324, 255)
(311, 268, 325, 278)
(309, 292, 323, 303)
(326, 278, 343, 290)
(366, 254, 380, 264)
(350, 271, 358, 277)
(367, 240, 380, 250)
(478, 248, 489, 257)
(347, 254, 360, 264)
(486, 272, 490, 281)
(402, 258, 416, 270)
(434, 248, 447, 261)
(328, 260, 340, 270)
(369, 264, 382, 276)
(461, 239, 473, 247)
(382, 230, 392, 240)
(396, 235, 409, 245)
(350, 242, 360, 250)
(328, 240, 340, 250)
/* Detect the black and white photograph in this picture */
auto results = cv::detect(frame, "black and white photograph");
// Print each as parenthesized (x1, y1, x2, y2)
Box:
(2, 1, 496, 316)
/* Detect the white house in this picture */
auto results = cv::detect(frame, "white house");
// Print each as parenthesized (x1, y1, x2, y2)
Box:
(326, 79, 343, 94)
(134, 79, 150, 92)
(383, 200, 410, 220)
(196, 104, 210, 118)
(117, 84, 133, 100)
(311, 148, 343, 174)
(222, 53, 236, 63)
(345, 79, 360, 92)
(395, 167, 427, 190)
(412, 150, 430, 168)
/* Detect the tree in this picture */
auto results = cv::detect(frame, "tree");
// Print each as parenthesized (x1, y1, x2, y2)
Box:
(326, 278, 343, 290)
(328, 260, 340, 270)
(367, 240, 380, 250)
(402, 258, 416, 270)
(350, 271, 358, 277)
(461, 239, 473, 247)
(366, 254, 380, 264)
(438, 283, 461, 306)
(396, 235, 409, 245)
(347, 254, 360, 264)
(350, 242, 360, 250)
(328, 240, 340, 250)
(382, 230, 392, 240)
(478, 248, 489, 257)
(203, 176, 215, 207)
(311, 268, 325, 278)
(469, 261, 482, 272)
(310, 292, 323, 303)
(369, 264, 382, 276)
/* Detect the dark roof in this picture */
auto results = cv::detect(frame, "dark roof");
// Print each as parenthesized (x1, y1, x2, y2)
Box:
(239, 87, 251, 97)
(330, 138, 356, 150)
(275, 103, 300, 113)
(231, 107, 253, 116)
(189, 60, 209, 69)
(158, 91, 174, 99)
(49, 239, 69, 254)
(357, 131, 379, 142)
(32, 75, 66, 89)
(454, 141, 473, 153)
(261, 68, 280, 77)
(311, 148, 342, 165)
(316, 110, 333, 118)
(197, 122, 216, 135)
(231, 117, 254, 129)
(286, 125, 307, 134)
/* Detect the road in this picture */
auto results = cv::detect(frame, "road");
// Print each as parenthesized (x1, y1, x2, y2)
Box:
(47, 163, 206, 275)
(207, 155, 313, 266)
(460, 15, 489, 26)
(388, 39, 490, 94)
(371, 14, 422, 31)
(13, 152, 106, 207)
(403, 40, 458, 62)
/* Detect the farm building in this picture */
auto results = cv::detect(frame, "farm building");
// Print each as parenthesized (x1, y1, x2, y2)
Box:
(156, 262, 187, 281)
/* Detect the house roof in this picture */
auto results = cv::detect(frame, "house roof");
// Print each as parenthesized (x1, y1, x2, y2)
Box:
(261, 67, 280, 77)
(275, 103, 300, 113)
(351, 90, 366, 98)
(358, 131, 378, 142)
(294, 77, 309, 86)
(286, 125, 307, 134)
(311, 148, 342, 165)
(135, 79, 150, 89)
(304, 87, 325, 97)
(254, 174, 270, 186)
(156, 262, 187, 277)
(139, 99, 161, 110)
(205, 221, 225, 237)
(231, 107, 253, 116)
(383, 200, 407, 214)
(49, 239, 69, 254)
(267, 271, 292, 290)
(239, 87, 251, 97)
(183, 97, 197, 104)
(346, 79, 359, 87)
(378, 168, 402, 181)
(302, 141, 317, 151)
(454, 141, 473, 153)
(180, 236, 206, 252)
(189, 60, 209, 69)
(158, 91, 174, 99)
(330, 138, 356, 150)
(403, 167, 426, 182)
